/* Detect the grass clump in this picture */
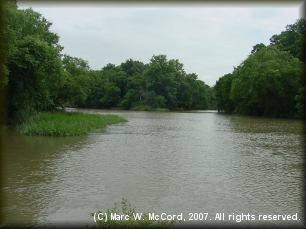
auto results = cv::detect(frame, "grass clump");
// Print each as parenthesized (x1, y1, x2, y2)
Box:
(17, 111, 127, 136)
(89, 198, 181, 228)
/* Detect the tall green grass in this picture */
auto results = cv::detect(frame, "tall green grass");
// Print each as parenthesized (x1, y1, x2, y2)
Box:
(18, 111, 127, 136)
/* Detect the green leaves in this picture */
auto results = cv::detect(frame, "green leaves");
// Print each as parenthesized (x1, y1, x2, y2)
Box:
(99, 83, 121, 108)
(146, 91, 166, 109)
(4, 2, 214, 122)
(214, 73, 235, 113)
(214, 19, 306, 118)
(86, 55, 212, 111)
(58, 54, 92, 107)
(217, 46, 303, 117)
(269, 18, 306, 62)
(251, 43, 266, 54)
(144, 54, 209, 110)
(5, 4, 64, 123)
(7, 36, 62, 122)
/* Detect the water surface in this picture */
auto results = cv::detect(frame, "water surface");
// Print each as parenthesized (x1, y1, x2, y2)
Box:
(2, 109, 304, 227)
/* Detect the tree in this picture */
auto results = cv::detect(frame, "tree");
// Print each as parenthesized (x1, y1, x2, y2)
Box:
(145, 55, 181, 109)
(101, 64, 127, 100)
(84, 70, 104, 109)
(206, 85, 216, 110)
(102, 63, 116, 71)
(58, 54, 92, 107)
(1, 1, 9, 127)
(99, 82, 121, 108)
(176, 75, 192, 109)
(230, 46, 303, 117)
(119, 89, 138, 110)
(6, 5, 62, 53)
(264, 18, 306, 118)
(5, 4, 64, 123)
(214, 73, 235, 113)
(146, 91, 165, 109)
(120, 58, 145, 77)
(7, 36, 63, 122)
(269, 18, 306, 62)
(251, 43, 266, 54)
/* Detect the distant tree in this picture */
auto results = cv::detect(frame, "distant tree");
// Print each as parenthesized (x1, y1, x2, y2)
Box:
(206, 85, 216, 110)
(58, 54, 92, 107)
(102, 63, 116, 71)
(101, 65, 127, 99)
(294, 62, 306, 118)
(145, 55, 180, 109)
(146, 91, 165, 108)
(99, 82, 121, 108)
(214, 73, 235, 113)
(188, 74, 209, 110)
(119, 73, 147, 109)
(83, 70, 104, 109)
(120, 58, 145, 77)
(62, 54, 90, 73)
(176, 74, 192, 109)
(251, 43, 266, 54)
(119, 89, 138, 110)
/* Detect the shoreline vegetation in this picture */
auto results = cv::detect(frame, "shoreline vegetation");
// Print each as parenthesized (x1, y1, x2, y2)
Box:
(17, 111, 127, 137)
(3, 2, 305, 130)
(89, 198, 180, 228)
(69, 105, 172, 112)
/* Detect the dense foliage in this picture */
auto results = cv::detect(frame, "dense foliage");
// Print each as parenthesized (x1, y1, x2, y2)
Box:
(4, 3, 214, 125)
(58, 54, 212, 111)
(214, 18, 306, 118)
(79, 55, 211, 111)
(5, 3, 64, 123)
(3, 2, 305, 125)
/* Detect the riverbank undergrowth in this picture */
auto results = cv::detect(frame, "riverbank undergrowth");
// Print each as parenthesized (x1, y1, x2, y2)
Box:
(89, 198, 180, 228)
(17, 111, 127, 136)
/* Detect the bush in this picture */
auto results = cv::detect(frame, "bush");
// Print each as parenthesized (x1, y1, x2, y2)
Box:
(89, 198, 180, 228)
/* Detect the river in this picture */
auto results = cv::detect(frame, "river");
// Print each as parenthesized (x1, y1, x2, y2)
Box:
(2, 108, 304, 228)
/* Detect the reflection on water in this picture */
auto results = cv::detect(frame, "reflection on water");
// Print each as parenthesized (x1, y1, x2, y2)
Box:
(2, 109, 304, 227)
(2, 130, 88, 226)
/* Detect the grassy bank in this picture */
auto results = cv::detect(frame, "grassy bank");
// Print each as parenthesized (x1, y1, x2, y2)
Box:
(17, 111, 127, 136)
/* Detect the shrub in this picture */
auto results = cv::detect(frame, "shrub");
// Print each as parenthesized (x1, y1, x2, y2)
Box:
(89, 198, 180, 228)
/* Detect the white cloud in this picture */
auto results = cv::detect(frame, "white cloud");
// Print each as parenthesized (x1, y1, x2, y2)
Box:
(17, 3, 302, 86)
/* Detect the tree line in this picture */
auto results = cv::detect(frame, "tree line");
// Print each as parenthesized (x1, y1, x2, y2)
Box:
(3, 2, 216, 124)
(2, 2, 305, 126)
(60, 54, 215, 111)
(214, 18, 306, 118)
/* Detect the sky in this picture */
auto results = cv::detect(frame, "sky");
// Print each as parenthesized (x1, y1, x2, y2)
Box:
(18, 1, 304, 87)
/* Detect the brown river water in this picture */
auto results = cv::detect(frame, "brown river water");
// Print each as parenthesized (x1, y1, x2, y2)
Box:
(1, 108, 305, 228)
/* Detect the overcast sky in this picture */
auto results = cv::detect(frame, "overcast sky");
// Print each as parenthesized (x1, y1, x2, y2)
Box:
(18, 2, 303, 87)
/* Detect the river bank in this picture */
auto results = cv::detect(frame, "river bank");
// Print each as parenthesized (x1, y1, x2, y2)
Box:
(17, 110, 127, 136)
(2, 109, 303, 227)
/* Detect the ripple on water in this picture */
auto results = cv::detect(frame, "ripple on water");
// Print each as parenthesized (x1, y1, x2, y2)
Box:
(2, 110, 304, 227)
